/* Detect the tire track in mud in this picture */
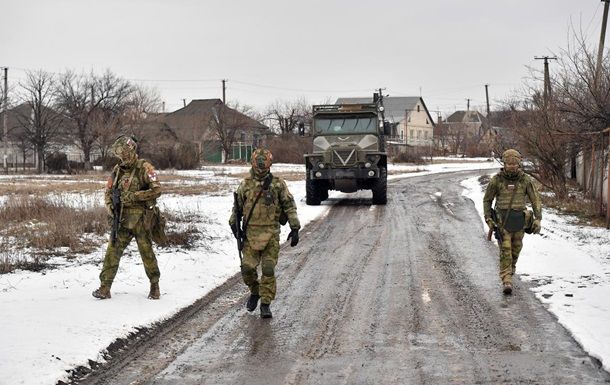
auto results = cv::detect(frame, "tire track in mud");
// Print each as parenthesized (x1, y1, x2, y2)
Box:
(75, 172, 610, 385)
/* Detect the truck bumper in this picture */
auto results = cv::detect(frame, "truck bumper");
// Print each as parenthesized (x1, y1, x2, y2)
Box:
(309, 167, 380, 180)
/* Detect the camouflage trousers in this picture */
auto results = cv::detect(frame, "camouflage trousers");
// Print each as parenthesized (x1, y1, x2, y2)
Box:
(241, 233, 280, 305)
(99, 222, 160, 286)
(497, 229, 524, 284)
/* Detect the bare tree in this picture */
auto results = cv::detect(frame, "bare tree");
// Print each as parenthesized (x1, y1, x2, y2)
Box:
(56, 70, 133, 169)
(97, 84, 163, 159)
(264, 97, 311, 134)
(207, 101, 260, 163)
(15, 70, 65, 173)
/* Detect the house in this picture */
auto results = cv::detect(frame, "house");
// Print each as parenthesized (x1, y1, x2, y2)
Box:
(335, 96, 435, 151)
(0, 103, 84, 170)
(155, 99, 270, 163)
(436, 110, 492, 156)
(444, 110, 489, 138)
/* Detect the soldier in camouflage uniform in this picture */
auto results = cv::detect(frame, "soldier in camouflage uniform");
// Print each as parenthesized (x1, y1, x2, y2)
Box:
(483, 149, 542, 295)
(229, 149, 301, 318)
(92, 135, 162, 300)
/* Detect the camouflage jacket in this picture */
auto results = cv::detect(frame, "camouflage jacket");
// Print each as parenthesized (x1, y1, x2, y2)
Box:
(105, 158, 161, 228)
(483, 169, 541, 221)
(229, 170, 300, 234)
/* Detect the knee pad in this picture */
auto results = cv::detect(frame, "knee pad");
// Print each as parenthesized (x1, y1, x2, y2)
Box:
(241, 264, 257, 276)
(261, 262, 275, 277)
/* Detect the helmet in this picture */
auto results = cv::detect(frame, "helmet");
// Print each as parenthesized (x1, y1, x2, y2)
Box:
(112, 135, 138, 166)
(251, 148, 273, 178)
(502, 149, 522, 164)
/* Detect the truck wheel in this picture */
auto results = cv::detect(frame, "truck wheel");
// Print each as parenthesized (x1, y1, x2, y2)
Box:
(320, 187, 329, 201)
(372, 167, 387, 205)
(306, 178, 321, 205)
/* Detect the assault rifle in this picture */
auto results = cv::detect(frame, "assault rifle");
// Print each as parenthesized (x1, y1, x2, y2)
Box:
(110, 181, 121, 246)
(486, 208, 504, 243)
(233, 192, 244, 262)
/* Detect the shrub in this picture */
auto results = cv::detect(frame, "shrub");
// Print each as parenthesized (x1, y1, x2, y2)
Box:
(266, 134, 312, 163)
(46, 152, 69, 173)
(142, 142, 200, 170)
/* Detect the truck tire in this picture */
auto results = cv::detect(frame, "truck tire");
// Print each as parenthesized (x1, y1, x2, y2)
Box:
(372, 167, 387, 205)
(306, 178, 321, 205)
(320, 187, 329, 201)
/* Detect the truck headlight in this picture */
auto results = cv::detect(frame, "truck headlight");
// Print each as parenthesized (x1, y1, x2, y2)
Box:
(365, 162, 372, 168)
(315, 171, 322, 178)
(368, 170, 375, 177)
(318, 162, 325, 169)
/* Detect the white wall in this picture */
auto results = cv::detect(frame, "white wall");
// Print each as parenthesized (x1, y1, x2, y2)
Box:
(404, 101, 434, 147)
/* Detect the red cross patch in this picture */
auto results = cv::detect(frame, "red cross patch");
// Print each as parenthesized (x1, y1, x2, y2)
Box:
(148, 171, 158, 182)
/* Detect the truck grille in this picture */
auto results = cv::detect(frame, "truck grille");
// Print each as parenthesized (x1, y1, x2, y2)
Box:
(332, 149, 356, 167)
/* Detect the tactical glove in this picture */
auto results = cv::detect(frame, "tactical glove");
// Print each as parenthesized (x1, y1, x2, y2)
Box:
(485, 217, 495, 229)
(531, 219, 541, 234)
(287, 229, 299, 247)
(120, 191, 137, 206)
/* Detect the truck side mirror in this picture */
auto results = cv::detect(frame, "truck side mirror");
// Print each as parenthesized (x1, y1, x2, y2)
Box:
(383, 121, 392, 136)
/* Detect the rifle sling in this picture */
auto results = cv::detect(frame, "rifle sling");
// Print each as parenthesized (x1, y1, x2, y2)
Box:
(241, 173, 273, 238)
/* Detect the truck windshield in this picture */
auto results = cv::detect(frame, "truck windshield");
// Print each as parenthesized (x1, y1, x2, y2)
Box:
(314, 117, 376, 134)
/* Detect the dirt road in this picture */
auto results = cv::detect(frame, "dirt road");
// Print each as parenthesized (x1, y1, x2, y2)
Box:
(76, 171, 610, 385)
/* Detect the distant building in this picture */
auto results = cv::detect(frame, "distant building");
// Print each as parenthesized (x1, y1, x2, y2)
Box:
(138, 99, 270, 163)
(444, 110, 489, 138)
(335, 96, 435, 151)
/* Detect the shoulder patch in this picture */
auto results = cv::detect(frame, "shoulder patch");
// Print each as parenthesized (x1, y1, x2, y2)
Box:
(143, 162, 158, 182)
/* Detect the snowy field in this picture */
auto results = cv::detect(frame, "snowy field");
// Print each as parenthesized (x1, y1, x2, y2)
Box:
(15, 158, 610, 385)
(462, 175, 610, 372)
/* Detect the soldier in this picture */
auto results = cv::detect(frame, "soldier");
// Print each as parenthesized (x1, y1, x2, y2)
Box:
(483, 149, 542, 295)
(229, 149, 300, 318)
(92, 135, 162, 300)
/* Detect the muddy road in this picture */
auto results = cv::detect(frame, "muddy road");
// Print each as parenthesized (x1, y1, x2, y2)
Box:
(77, 171, 610, 385)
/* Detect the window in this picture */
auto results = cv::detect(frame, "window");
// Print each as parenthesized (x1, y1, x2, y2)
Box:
(410, 130, 414, 138)
(426, 119, 429, 124)
(417, 130, 421, 139)
(424, 131, 428, 139)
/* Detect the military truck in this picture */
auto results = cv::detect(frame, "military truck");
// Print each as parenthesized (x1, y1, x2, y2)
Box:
(304, 100, 390, 205)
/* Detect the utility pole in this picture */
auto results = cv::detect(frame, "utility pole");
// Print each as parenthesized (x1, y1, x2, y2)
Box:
(222, 79, 227, 104)
(377, 87, 387, 120)
(466, 98, 471, 111)
(484, 84, 491, 117)
(596, 0, 610, 88)
(2, 67, 7, 172)
(534, 56, 557, 105)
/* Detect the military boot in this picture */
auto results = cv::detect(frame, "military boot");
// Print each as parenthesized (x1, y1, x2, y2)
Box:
(92, 284, 111, 299)
(260, 303, 272, 318)
(148, 282, 160, 300)
(503, 282, 513, 295)
(246, 294, 260, 312)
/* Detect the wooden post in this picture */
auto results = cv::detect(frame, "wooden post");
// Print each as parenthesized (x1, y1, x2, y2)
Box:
(607, 130, 610, 229)
(600, 135, 605, 216)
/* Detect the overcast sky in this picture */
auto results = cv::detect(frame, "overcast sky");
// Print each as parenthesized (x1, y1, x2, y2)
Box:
(1, 0, 605, 117)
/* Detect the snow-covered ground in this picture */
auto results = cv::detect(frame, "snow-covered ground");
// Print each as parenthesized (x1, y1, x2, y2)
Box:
(462, 175, 610, 372)
(2, 158, 561, 385)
